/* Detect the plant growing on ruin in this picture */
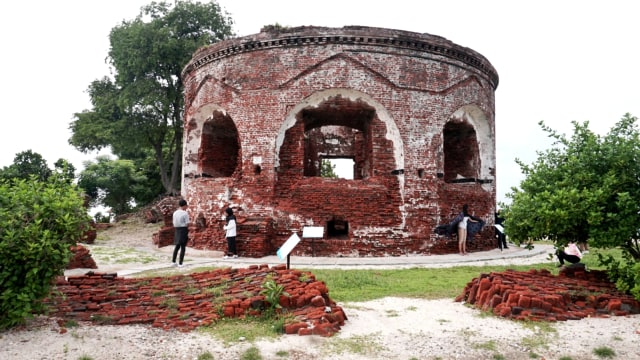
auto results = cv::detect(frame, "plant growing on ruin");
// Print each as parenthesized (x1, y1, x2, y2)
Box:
(260, 279, 289, 313)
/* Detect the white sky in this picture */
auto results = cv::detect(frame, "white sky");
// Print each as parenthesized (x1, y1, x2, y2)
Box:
(1, 0, 638, 204)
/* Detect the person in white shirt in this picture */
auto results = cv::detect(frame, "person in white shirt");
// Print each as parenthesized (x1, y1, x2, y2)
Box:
(556, 241, 582, 267)
(172, 199, 190, 268)
(223, 207, 238, 259)
(457, 204, 480, 255)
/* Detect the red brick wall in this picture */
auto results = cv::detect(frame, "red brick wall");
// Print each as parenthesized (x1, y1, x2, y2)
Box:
(179, 26, 499, 257)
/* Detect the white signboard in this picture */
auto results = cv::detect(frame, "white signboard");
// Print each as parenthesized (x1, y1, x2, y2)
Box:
(302, 226, 324, 238)
(494, 224, 504, 233)
(277, 232, 301, 260)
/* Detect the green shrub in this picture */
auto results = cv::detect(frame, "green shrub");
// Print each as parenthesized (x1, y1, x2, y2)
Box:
(598, 251, 640, 301)
(260, 279, 289, 313)
(0, 177, 91, 329)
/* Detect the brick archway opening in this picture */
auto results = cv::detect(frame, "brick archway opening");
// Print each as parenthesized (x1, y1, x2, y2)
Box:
(443, 121, 479, 183)
(199, 111, 239, 177)
(299, 97, 375, 180)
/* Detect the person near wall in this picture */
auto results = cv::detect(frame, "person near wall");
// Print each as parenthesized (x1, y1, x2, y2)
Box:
(223, 207, 238, 259)
(433, 204, 485, 253)
(457, 204, 481, 255)
(494, 208, 508, 251)
(172, 199, 190, 268)
(556, 241, 582, 267)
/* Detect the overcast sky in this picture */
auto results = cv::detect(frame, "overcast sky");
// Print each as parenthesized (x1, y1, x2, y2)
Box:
(1, 0, 638, 204)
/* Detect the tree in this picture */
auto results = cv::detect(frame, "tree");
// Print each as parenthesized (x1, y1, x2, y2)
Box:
(0, 150, 52, 181)
(503, 113, 640, 299)
(69, 1, 234, 197)
(0, 176, 90, 329)
(77, 155, 149, 215)
(53, 159, 77, 184)
(321, 159, 338, 178)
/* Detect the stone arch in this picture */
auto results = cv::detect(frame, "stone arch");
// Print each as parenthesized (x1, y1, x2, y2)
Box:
(275, 88, 404, 176)
(443, 105, 494, 184)
(184, 103, 241, 178)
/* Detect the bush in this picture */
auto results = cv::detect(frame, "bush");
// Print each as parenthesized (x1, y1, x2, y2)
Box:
(0, 177, 91, 329)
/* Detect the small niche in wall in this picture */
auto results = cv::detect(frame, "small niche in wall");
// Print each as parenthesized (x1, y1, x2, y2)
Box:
(418, 169, 425, 178)
(327, 219, 349, 238)
(254, 165, 261, 174)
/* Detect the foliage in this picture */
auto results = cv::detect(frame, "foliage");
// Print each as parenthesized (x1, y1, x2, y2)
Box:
(321, 159, 338, 178)
(592, 346, 616, 358)
(200, 314, 283, 345)
(240, 346, 264, 360)
(0, 176, 91, 329)
(52, 158, 77, 184)
(503, 114, 640, 299)
(260, 279, 289, 312)
(0, 151, 76, 184)
(93, 211, 112, 223)
(77, 155, 149, 215)
(0, 150, 52, 181)
(69, 1, 234, 198)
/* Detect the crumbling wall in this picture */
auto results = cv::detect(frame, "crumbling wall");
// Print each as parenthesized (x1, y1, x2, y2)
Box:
(179, 26, 499, 257)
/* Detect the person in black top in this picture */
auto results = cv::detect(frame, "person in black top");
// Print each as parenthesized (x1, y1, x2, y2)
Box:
(494, 208, 508, 251)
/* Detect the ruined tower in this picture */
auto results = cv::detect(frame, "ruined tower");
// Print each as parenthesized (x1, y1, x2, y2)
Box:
(180, 26, 499, 257)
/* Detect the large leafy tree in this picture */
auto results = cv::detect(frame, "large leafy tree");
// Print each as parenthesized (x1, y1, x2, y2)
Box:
(69, 1, 234, 197)
(77, 155, 149, 216)
(504, 113, 640, 298)
(0, 150, 52, 182)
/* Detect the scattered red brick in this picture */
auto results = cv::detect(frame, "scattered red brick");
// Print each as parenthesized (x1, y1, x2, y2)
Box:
(456, 267, 640, 321)
(67, 245, 97, 270)
(45, 265, 346, 336)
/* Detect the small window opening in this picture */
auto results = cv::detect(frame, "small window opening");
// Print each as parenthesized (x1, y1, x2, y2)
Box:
(322, 158, 354, 179)
(254, 165, 261, 174)
(327, 219, 349, 238)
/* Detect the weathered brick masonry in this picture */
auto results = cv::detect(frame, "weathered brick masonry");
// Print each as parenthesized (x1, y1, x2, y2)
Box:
(177, 26, 499, 257)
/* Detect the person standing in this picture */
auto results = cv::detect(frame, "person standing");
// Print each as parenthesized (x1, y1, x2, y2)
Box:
(172, 199, 190, 268)
(494, 208, 508, 251)
(457, 204, 479, 255)
(223, 207, 238, 259)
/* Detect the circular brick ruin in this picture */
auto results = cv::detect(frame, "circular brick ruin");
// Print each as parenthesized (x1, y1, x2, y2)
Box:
(177, 26, 499, 257)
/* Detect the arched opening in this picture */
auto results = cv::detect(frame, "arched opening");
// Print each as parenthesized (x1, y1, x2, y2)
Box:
(300, 97, 375, 180)
(198, 111, 239, 177)
(443, 121, 479, 182)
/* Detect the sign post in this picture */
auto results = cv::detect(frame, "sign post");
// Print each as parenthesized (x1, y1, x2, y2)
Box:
(277, 232, 301, 269)
(302, 226, 324, 257)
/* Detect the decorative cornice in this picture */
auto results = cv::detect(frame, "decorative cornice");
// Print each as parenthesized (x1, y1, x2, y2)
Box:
(182, 26, 499, 90)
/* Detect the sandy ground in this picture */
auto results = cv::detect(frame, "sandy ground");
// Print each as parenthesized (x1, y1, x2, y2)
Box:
(1, 218, 639, 360)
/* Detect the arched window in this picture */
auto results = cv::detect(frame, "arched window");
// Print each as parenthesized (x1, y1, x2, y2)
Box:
(443, 121, 479, 183)
(198, 111, 239, 177)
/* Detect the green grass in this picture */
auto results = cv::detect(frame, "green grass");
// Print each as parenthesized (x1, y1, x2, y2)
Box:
(197, 352, 215, 360)
(240, 346, 263, 360)
(593, 346, 616, 358)
(307, 263, 557, 302)
(324, 333, 385, 356)
(199, 315, 285, 345)
(88, 245, 163, 265)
